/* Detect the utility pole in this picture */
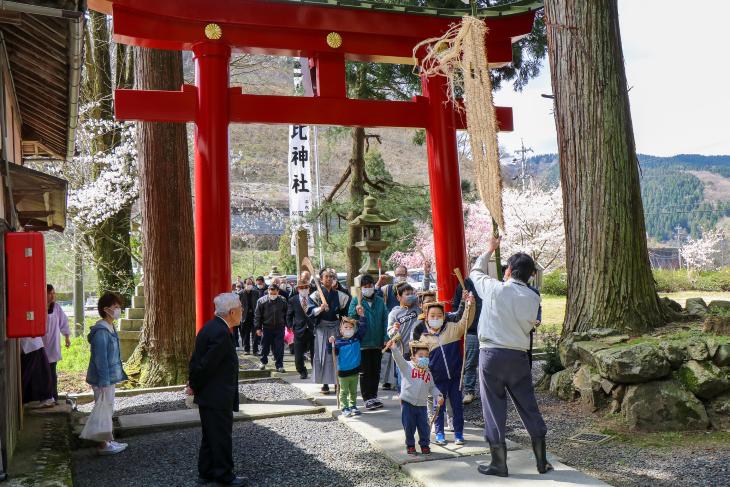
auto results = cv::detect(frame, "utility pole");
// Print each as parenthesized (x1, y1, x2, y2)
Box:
(512, 138, 533, 190)
(674, 225, 683, 269)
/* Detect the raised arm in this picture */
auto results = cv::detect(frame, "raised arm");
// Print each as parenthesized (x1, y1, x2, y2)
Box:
(469, 236, 502, 301)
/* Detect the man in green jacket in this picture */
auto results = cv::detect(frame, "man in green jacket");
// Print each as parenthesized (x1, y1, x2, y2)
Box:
(349, 274, 389, 410)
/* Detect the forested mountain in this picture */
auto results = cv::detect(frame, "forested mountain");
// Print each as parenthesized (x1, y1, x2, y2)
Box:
(529, 153, 730, 242)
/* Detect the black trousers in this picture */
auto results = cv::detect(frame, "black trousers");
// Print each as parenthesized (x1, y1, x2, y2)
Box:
(293, 329, 314, 374)
(198, 406, 235, 482)
(50, 361, 58, 401)
(239, 321, 253, 352)
(260, 327, 285, 368)
(231, 326, 241, 348)
(360, 349, 383, 401)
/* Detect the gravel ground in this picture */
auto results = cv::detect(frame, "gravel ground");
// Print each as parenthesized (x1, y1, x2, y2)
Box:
(462, 362, 730, 487)
(72, 413, 419, 487)
(77, 379, 307, 416)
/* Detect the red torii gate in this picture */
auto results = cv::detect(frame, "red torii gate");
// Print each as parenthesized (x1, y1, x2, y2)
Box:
(89, 0, 539, 332)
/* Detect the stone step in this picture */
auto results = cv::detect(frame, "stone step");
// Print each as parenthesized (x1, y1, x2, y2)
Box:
(238, 369, 272, 379)
(118, 330, 141, 362)
(120, 318, 143, 332)
(125, 307, 145, 319)
(135, 284, 144, 296)
(132, 295, 145, 308)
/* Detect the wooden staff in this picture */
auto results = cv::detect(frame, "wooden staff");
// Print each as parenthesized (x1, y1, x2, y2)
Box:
(429, 398, 443, 430)
(332, 339, 340, 409)
(454, 268, 470, 391)
(302, 256, 328, 308)
(382, 332, 401, 353)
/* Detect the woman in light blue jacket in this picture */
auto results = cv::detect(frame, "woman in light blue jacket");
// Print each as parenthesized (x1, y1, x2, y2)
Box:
(80, 292, 129, 455)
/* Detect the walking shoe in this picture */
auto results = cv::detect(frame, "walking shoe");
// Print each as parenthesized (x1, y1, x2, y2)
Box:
(258, 363, 266, 371)
(454, 433, 465, 445)
(110, 440, 128, 450)
(421, 446, 431, 455)
(462, 393, 475, 404)
(434, 433, 447, 446)
(406, 446, 417, 455)
(98, 441, 127, 455)
(382, 383, 392, 390)
(477, 443, 508, 477)
(364, 399, 376, 410)
(341, 408, 352, 417)
(371, 399, 384, 409)
(321, 385, 330, 395)
(299, 371, 308, 380)
(351, 406, 362, 416)
(276, 367, 286, 373)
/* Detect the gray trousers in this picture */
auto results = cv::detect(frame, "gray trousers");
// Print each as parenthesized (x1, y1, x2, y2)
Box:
(479, 347, 547, 445)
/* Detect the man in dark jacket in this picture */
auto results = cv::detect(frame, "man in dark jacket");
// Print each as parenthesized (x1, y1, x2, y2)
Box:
(187, 293, 245, 486)
(452, 276, 483, 405)
(238, 277, 259, 355)
(255, 284, 288, 373)
(287, 277, 315, 379)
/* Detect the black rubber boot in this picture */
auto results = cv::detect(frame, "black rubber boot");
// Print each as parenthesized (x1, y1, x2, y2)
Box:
(531, 436, 554, 474)
(477, 443, 508, 477)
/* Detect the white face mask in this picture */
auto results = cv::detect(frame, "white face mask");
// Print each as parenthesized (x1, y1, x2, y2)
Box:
(395, 276, 407, 283)
(362, 287, 375, 298)
(269, 294, 279, 300)
(298, 289, 309, 298)
(342, 329, 355, 338)
(428, 319, 444, 330)
(245, 285, 253, 291)
(109, 308, 121, 320)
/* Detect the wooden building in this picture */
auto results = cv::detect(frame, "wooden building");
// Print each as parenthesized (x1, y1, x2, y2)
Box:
(0, 0, 83, 472)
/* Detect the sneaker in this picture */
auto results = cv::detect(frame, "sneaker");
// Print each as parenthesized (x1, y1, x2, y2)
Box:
(258, 363, 266, 371)
(365, 399, 376, 410)
(462, 393, 475, 404)
(371, 399, 384, 409)
(351, 406, 362, 416)
(421, 446, 431, 455)
(434, 433, 447, 446)
(406, 446, 417, 455)
(382, 383, 392, 391)
(341, 408, 352, 417)
(276, 367, 286, 373)
(98, 441, 127, 455)
(321, 385, 330, 395)
(299, 371, 308, 380)
(454, 433, 465, 445)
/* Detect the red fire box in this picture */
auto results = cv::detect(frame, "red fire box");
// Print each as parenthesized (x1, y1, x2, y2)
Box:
(5, 232, 47, 338)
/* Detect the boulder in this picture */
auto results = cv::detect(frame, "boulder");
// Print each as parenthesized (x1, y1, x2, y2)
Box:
(677, 360, 730, 400)
(584, 328, 623, 339)
(708, 300, 730, 313)
(706, 392, 730, 431)
(597, 335, 631, 346)
(686, 339, 709, 361)
(685, 297, 708, 316)
(572, 341, 611, 368)
(573, 365, 608, 411)
(659, 341, 688, 369)
(558, 336, 581, 367)
(661, 297, 683, 313)
(594, 343, 671, 384)
(705, 337, 721, 358)
(622, 379, 710, 431)
(612, 384, 627, 403)
(704, 316, 730, 336)
(550, 368, 576, 401)
(714, 344, 730, 367)
(600, 378, 617, 395)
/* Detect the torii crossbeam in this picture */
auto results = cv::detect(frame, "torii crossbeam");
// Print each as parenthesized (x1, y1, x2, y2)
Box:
(89, 0, 540, 332)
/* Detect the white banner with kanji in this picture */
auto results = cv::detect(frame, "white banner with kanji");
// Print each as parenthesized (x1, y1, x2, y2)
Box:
(288, 124, 314, 255)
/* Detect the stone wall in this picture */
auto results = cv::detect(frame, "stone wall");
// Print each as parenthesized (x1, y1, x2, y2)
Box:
(550, 299, 730, 432)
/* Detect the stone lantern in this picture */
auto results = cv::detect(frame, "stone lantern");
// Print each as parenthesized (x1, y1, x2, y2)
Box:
(349, 195, 398, 278)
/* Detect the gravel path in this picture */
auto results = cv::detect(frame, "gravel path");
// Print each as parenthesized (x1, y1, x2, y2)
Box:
(77, 379, 307, 416)
(462, 362, 730, 487)
(72, 413, 419, 487)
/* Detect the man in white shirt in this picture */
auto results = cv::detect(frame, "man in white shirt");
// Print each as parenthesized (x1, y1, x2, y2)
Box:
(470, 236, 551, 478)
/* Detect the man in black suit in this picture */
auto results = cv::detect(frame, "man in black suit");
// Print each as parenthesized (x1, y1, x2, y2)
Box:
(187, 293, 246, 486)
(287, 277, 315, 379)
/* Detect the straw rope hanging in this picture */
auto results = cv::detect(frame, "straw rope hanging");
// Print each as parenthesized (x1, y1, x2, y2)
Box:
(415, 16, 505, 229)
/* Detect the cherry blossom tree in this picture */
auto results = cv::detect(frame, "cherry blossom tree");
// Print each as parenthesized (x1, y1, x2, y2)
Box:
(680, 229, 725, 272)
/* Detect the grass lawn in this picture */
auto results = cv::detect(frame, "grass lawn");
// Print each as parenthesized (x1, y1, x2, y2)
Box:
(539, 291, 730, 334)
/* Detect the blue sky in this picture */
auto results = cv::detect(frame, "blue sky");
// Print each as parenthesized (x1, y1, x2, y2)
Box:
(494, 0, 730, 157)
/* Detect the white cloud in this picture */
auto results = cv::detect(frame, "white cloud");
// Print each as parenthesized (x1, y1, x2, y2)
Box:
(495, 0, 730, 157)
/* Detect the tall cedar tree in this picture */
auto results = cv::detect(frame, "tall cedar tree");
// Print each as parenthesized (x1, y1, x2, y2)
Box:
(544, 0, 668, 334)
(124, 47, 196, 386)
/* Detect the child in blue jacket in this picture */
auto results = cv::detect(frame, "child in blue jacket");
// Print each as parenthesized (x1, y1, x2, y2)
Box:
(418, 297, 474, 446)
(329, 305, 368, 417)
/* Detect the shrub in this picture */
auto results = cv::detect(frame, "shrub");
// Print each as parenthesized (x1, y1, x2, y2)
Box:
(652, 269, 691, 292)
(653, 267, 730, 292)
(538, 329, 564, 375)
(542, 268, 567, 296)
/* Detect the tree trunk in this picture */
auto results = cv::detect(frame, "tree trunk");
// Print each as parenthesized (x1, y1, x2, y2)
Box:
(125, 47, 195, 386)
(86, 11, 135, 303)
(544, 0, 666, 334)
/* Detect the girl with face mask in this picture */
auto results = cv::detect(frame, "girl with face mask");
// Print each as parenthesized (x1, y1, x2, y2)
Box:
(81, 292, 129, 455)
(416, 298, 475, 447)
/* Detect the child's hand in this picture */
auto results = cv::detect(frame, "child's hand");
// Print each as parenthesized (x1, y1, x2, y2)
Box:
(356, 305, 365, 317)
(437, 395, 444, 406)
(393, 322, 401, 331)
(328, 336, 336, 344)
